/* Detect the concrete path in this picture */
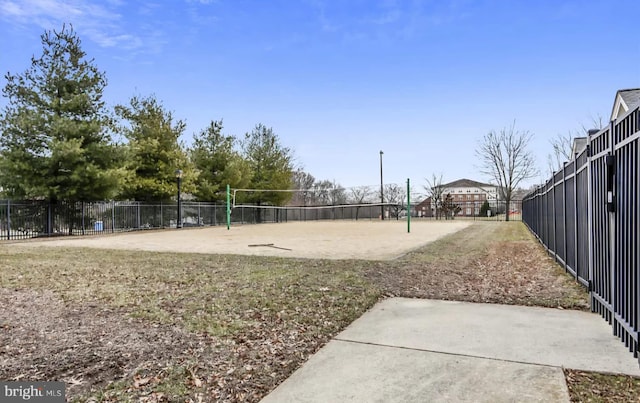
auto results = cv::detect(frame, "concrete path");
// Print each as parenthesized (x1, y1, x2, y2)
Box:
(261, 298, 640, 403)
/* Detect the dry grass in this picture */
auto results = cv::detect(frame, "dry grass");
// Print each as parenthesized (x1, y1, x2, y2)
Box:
(0, 221, 623, 402)
(0, 250, 379, 401)
(565, 369, 640, 402)
(369, 221, 589, 310)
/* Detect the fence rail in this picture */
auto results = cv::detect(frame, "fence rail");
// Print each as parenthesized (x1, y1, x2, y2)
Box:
(523, 106, 640, 364)
(0, 201, 225, 240)
(415, 200, 523, 221)
(0, 200, 413, 241)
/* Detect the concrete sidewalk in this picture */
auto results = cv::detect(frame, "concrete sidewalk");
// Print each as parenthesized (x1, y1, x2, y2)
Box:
(261, 298, 640, 403)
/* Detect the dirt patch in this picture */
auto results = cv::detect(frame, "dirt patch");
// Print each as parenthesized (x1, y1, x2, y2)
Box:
(15, 220, 472, 260)
(0, 285, 372, 402)
(0, 288, 206, 397)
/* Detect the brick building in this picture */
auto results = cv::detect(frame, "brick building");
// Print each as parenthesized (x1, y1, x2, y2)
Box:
(415, 178, 499, 218)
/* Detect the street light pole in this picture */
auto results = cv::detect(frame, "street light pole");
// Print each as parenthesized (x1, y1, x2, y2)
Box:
(175, 169, 183, 228)
(379, 150, 384, 220)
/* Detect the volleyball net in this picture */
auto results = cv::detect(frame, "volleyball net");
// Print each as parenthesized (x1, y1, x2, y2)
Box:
(225, 180, 414, 230)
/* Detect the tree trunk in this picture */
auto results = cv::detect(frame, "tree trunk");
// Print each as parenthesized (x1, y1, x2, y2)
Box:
(505, 197, 510, 222)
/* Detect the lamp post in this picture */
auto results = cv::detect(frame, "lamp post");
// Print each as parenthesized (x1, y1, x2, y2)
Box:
(379, 150, 384, 220)
(175, 169, 183, 228)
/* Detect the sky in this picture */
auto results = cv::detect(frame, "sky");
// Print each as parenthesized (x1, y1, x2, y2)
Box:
(1, 0, 639, 191)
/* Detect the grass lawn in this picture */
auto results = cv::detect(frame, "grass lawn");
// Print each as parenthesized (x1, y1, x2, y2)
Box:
(0, 221, 637, 402)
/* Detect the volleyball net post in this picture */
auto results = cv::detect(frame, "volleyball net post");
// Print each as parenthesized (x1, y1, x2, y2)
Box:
(226, 184, 231, 230)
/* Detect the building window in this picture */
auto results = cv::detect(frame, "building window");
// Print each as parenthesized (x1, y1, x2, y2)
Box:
(474, 195, 479, 200)
(466, 208, 471, 215)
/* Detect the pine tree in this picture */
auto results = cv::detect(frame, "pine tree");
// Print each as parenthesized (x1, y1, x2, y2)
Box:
(479, 200, 491, 217)
(115, 94, 194, 201)
(242, 124, 294, 207)
(0, 25, 122, 201)
(190, 120, 251, 201)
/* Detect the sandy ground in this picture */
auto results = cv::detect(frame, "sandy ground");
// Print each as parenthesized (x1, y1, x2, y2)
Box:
(16, 220, 473, 260)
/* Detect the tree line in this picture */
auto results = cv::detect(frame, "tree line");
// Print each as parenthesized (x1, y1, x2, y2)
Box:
(1, 25, 545, 219)
(0, 26, 294, 206)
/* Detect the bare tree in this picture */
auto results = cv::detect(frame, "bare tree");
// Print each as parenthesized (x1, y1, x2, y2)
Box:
(328, 181, 347, 205)
(547, 114, 606, 175)
(311, 180, 331, 205)
(547, 133, 573, 176)
(290, 170, 315, 205)
(424, 173, 444, 219)
(349, 186, 373, 220)
(477, 122, 537, 221)
(381, 183, 408, 220)
(580, 114, 605, 135)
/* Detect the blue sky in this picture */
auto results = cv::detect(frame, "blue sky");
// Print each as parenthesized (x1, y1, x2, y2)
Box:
(1, 0, 639, 190)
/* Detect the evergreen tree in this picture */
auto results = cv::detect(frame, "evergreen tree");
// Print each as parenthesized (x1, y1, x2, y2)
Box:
(479, 200, 491, 217)
(441, 193, 461, 220)
(0, 25, 122, 201)
(190, 120, 251, 201)
(115, 95, 194, 201)
(242, 124, 294, 207)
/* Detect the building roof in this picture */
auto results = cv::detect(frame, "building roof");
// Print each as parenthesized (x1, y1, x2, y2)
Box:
(619, 89, 640, 109)
(571, 137, 588, 157)
(611, 88, 640, 120)
(440, 178, 495, 189)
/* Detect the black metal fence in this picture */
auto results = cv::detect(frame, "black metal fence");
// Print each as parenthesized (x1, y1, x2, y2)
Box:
(414, 199, 523, 221)
(0, 200, 406, 241)
(523, 106, 640, 363)
(0, 201, 228, 240)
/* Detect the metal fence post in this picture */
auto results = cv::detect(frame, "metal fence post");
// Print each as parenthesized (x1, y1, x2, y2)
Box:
(6, 199, 10, 240)
(47, 202, 52, 236)
(586, 141, 595, 310)
(112, 201, 116, 233)
(81, 201, 85, 236)
(608, 119, 617, 335)
(551, 176, 556, 259)
(573, 158, 579, 280)
(563, 162, 568, 272)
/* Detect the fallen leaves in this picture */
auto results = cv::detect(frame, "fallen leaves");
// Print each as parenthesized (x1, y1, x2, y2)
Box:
(565, 369, 640, 402)
(367, 224, 589, 310)
(0, 222, 592, 402)
(133, 375, 155, 388)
